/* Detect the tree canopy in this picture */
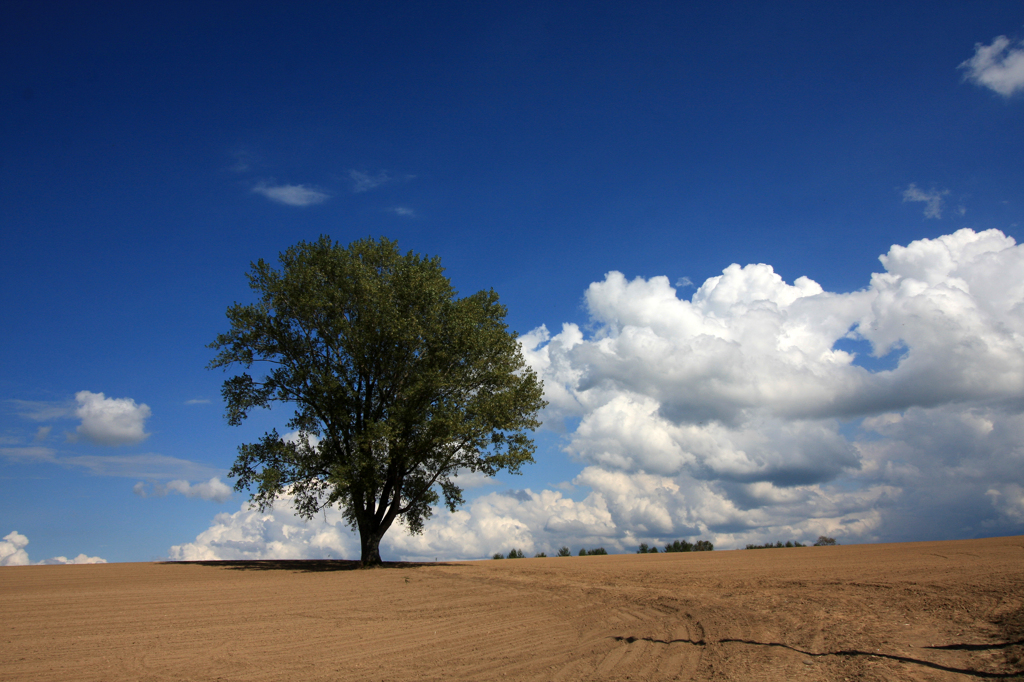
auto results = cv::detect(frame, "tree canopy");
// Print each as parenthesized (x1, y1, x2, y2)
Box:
(209, 236, 546, 566)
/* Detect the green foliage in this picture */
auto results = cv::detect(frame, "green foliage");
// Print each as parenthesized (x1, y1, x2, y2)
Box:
(664, 539, 714, 553)
(637, 542, 649, 553)
(578, 548, 586, 556)
(556, 546, 571, 557)
(581, 547, 608, 556)
(648, 545, 658, 553)
(507, 548, 525, 559)
(534, 552, 547, 558)
(814, 535, 838, 546)
(492, 552, 504, 560)
(209, 236, 547, 567)
(745, 540, 806, 549)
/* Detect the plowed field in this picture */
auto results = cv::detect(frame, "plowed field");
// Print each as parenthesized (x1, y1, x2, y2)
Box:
(2, 535, 1022, 681)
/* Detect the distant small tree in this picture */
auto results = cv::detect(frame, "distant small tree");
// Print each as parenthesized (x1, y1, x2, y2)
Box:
(814, 535, 838, 546)
(664, 540, 693, 553)
(492, 552, 504, 559)
(585, 547, 608, 555)
(694, 540, 713, 551)
(648, 545, 658, 553)
(534, 552, 546, 558)
(507, 548, 525, 559)
(578, 548, 587, 556)
(637, 542, 649, 554)
(556, 546, 571, 557)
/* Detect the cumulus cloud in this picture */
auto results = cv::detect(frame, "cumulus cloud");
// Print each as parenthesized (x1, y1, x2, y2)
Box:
(169, 495, 361, 561)
(133, 477, 232, 503)
(519, 227, 1024, 545)
(959, 35, 1024, 96)
(73, 391, 151, 446)
(175, 229, 1024, 557)
(0, 531, 30, 566)
(252, 182, 329, 206)
(1, 531, 106, 566)
(902, 183, 949, 219)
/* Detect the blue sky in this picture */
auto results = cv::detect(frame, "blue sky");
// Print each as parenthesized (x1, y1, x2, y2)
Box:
(3, 2, 1024, 564)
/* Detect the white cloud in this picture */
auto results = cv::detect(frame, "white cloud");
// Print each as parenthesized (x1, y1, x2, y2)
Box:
(169, 496, 361, 561)
(522, 228, 1024, 543)
(388, 206, 416, 217)
(0, 531, 29, 566)
(349, 170, 390, 193)
(133, 476, 232, 503)
(1, 531, 106, 566)
(902, 183, 949, 219)
(184, 398, 210, 405)
(176, 229, 1024, 557)
(252, 182, 329, 206)
(74, 391, 151, 446)
(959, 35, 1024, 97)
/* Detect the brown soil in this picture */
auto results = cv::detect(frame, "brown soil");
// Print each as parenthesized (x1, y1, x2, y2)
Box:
(2, 535, 1022, 681)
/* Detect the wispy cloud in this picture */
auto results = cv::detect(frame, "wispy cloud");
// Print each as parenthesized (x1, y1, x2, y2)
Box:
(7, 399, 74, 421)
(133, 477, 232, 503)
(959, 35, 1024, 97)
(0, 446, 222, 480)
(902, 183, 949, 219)
(252, 182, 330, 206)
(387, 207, 416, 218)
(185, 398, 210, 405)
(349, 170, 391, 193)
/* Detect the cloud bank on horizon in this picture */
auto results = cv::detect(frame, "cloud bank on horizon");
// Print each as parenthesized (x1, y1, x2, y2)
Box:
(170, 227, 1024, 562)
(0, 531, 106, 566)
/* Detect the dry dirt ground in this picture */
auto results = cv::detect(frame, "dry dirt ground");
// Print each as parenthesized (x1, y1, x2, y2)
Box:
(2, 536, 1022, 681)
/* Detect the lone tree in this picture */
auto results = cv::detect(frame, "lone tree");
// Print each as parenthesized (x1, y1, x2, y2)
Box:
(209, 236, 546, 567)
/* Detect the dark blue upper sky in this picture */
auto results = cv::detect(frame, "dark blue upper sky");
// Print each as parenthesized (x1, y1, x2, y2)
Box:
(2, 2, 1023, 563)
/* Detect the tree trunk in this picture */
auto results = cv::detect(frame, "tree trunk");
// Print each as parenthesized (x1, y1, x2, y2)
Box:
(359, 527, 385, 567)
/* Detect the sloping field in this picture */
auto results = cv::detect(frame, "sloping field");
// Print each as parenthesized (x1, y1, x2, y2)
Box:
(2, 536, 1022, 681)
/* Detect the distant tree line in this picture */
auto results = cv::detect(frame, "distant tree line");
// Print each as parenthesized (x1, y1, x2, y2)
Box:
(491, 546, 610, 559)
(637, 539, 713, 553)
(745, 540, 806, 549)
(491, 535, 832, 559)
(744, 536, 838, 549)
